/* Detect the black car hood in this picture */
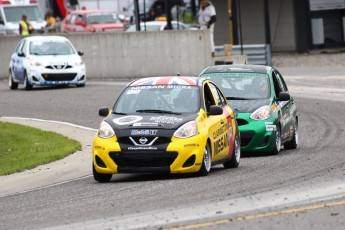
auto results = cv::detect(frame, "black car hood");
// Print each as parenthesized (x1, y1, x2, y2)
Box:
(229, 99, 271, 113)
(105, 113, 198, 130)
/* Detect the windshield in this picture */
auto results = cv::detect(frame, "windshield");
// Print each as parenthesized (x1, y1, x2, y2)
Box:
(4, 6, 43, 22)
(85, 13, 120, 24)
(29, 41, 75, 55)
(201, 73, 270, 99)
(114, 85, 200, 114)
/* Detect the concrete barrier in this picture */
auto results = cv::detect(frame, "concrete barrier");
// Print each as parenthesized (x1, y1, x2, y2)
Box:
(0, 30, 212, 80)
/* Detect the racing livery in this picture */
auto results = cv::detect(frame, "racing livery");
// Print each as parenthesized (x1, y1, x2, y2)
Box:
(92, 76, 240, 182)
(199, 64, 298, 155)
(9, 36, 86, 90)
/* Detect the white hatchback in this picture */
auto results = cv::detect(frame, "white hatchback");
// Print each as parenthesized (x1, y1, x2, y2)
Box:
(9, 35, 86, 90)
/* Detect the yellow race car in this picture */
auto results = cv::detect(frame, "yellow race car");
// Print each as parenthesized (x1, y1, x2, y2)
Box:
(92, 76, 240, 182)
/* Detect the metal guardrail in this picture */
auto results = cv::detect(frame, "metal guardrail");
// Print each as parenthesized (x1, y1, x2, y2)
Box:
(215, 44, 271, 66)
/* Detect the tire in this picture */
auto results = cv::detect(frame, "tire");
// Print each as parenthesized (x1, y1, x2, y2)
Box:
(23, 72, 33, 91)
(198, 142, 212, 176)
(224, 132, 241, 168)
(9, 70, 18, 90)
(284, 122, 298, 150)
(271, 125, 281, 155)
(92, 163, 112, 182)
(76, 84, 85, 87)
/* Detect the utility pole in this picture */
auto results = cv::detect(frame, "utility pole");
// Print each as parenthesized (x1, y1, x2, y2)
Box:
(264, 0, 272, 66)
(134, 0, 140, 31)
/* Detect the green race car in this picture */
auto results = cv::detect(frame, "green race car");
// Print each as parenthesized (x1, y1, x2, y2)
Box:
(199, 64, 298, 155)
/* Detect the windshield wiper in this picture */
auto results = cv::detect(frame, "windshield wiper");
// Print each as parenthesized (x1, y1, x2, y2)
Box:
(113, 111, 127, 115)
(226, 97, 250, 100)
(136, 109, 181, 115)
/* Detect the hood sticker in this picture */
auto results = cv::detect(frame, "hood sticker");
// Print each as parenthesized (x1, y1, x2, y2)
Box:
(133, 122, 160, 127)
(113, 115, 143, 125)
(149, 116, 183, 124)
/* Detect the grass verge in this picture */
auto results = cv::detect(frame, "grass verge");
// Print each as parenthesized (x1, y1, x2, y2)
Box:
(0, 121, 82, 176)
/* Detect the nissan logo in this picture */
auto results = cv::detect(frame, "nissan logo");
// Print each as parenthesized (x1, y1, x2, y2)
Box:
(139, 137, 148, 145)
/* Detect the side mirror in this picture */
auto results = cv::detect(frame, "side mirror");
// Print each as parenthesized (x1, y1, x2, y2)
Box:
(77, 51, 83, 56)
(0, 19, 4, 25)
(209, 105, 223, 116)
(278, 92, 291, 101)
(99, 107, 109, 117)
(18, 52, 25, 57)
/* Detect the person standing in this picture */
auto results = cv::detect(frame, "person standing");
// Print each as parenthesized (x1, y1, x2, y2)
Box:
(41, 12, 56, 33)
(19, 15, 34, 36)
(198, 0, 216, 57)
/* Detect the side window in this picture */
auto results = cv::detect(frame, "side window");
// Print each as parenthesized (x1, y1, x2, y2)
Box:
(0, 12, 4, 24)
(15, 40, 24, 52)
(20, 40, 27, 54)
(275, 71, 288, 92)
(209, 83, 227, 107)
(272, 71, 283, 97)
(203, 83, 216, 112)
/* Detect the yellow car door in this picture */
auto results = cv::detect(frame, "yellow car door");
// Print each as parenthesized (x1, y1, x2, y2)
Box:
(204, 82, 232, 162)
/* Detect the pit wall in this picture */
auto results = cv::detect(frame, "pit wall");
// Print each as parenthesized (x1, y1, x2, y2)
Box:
(0, 30, 212, 80)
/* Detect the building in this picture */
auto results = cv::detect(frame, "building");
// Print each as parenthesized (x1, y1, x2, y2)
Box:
(212, 0, 345, 52)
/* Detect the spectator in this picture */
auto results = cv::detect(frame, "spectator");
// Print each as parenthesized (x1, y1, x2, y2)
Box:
(41, 12, 56, 33)
(198, 0, 216, 57)
(69, 0, 79, 10)
(171, 0, 186, 22)
(19, 15, 34, 36)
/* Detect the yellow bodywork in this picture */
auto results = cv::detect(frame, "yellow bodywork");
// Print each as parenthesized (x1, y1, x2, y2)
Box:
(93, 107, 237, 175)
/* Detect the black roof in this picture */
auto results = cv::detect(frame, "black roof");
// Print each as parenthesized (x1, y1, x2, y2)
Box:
(203, 64, 269, 74)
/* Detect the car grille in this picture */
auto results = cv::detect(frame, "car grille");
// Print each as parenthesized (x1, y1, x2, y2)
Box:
(41, 73, 77, 81)
(240, 132, 254, 147)
(117, 136, 171, 145)
(109, 151, 178, 168)
(45, 65, 73, 70)
(236, 118, 248, 126)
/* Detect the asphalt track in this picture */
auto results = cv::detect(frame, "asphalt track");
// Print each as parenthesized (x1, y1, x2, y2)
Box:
(0, 66, 345, 229)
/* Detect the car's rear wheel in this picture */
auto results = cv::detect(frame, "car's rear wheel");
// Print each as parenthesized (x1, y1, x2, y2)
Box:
(224, 132, 240, 168)
(198, 142, 211, 176)
(284, 121, 298, 149)
(271, 126, 281, 155)
(92, 163, 112, 182)
(9, 70, 18, 90)
(23, 72, 32, 91)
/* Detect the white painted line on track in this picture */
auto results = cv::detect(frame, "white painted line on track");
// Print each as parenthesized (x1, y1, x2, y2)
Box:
(1, 116, 97, 132)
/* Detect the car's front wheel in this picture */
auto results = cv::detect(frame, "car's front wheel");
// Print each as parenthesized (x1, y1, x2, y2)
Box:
(284, 121, 298, 149)
(224, 132, 240, 168)
(92, 163, 112, 182)
(271, 126, 281, 155)
(198, 142, 211, 176)
(9, 70, 18, 90)
(23, 72, 32, 91)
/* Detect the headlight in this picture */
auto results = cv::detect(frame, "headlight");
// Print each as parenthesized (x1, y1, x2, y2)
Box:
(174, 121, 198, 138)
(74, 57, 84, 65)
(250, 105, 271, 120)
(98, 121, 115, 138)
(28, 58, 41, 66)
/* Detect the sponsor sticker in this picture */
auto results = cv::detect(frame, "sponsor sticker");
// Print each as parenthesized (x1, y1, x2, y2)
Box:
(266, 124, 277, 131)
(113, 116, 142, 125)
(131, 130, 158, 135)
(132, 122, 160, 127)
(149, 116, 183, 124)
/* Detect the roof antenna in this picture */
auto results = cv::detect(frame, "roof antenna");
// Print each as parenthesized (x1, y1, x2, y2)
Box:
(177, 72, 180, 76)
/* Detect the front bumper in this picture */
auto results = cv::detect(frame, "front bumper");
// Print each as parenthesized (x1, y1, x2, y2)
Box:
(92, 134, 207, 174)
(237, 114, 277, 153)
(27, 65, 86, 86)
